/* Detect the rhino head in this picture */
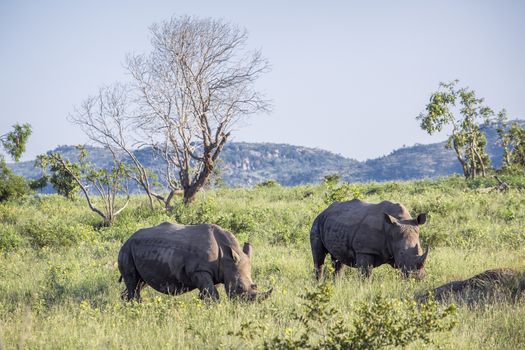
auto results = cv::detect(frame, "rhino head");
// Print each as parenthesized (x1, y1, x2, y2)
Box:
(222, 242, 273, 301)
(384, 213, 429, 280)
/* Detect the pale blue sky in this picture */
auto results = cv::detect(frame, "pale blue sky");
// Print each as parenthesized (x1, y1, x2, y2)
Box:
(1, 0, 524, 161)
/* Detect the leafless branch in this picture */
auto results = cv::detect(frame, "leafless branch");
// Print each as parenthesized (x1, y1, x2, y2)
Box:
(126, 16, 270, 204)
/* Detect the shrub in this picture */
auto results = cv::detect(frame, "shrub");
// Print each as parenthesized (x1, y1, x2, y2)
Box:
(256, 180, 280, 188)
(323, 182, 363, 205)
(225, 212, 256, 237)
(21, 218, 95, 248)
(253, 283, 457, 350)
(0, 161, 31, 202)
(323, 174, 341, 187)
(43, 263, 73, 306)
(411, 195, 456, 216)
(171, 198, 216, 225)
(349, 296, 456, 349)
(0, 224, 25, 251)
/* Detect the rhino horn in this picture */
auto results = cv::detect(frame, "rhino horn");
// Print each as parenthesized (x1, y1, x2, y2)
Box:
(255, 287, 273, 301)
(416, 247, 429, 269)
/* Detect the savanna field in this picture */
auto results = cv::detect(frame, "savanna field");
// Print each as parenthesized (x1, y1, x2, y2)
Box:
(1, 175, 525, 349)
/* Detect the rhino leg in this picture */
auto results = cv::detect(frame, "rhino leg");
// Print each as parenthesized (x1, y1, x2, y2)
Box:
(356, 254, 374, 278)
(312, 242, 328, 280)
(310, 218, 328, 281)
(118, 249, 145, 302)
(331, 255, 345, 280)
(121, 273, 146, 302)
(192, 272, 219, 301)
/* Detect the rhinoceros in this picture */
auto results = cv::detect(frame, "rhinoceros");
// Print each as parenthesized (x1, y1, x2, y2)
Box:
(118, 222, 272, 301)
(420, 268, 521, 304)
(310, 199, 429, 279)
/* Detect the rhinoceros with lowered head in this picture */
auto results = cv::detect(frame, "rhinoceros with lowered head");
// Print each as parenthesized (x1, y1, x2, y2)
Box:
(118, 222, 272, 301)
(310, 199, 428, 280)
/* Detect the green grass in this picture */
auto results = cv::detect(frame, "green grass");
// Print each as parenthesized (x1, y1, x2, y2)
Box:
(1, 176, 525, 348)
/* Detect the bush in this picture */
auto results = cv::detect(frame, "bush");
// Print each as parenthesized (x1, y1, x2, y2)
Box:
(411, 195, 457, 216)
(21, 217, 96, 248)
(323, 174, 341, 187)
(0, 224, 25, 251)
(323, 182, 363, 205)
(44, 263, 73, 305)
(171, 199, 216, 225)
(0, 161, 31, 202)
(349, 296, 456, 349)
(224, 212, 256, 237)
(256, 180, 280, 188)
(234, 282, 457, 350)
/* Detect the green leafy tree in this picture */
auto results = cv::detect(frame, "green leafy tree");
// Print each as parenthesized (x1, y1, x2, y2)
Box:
(496, 109, 525, 173)
(37, 146, 130, 225)
(417, 80, 494, 179)
(0, 123, 33, 201)
(0, 123, 32, 161)
(497, 110, 513, 168)
(36, 154, 80, 199)
(510, 127, 525, 170)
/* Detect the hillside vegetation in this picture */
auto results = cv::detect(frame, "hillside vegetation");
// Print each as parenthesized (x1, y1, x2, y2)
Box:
(9, 121, 525, 188)
(1, 175, 525, 348)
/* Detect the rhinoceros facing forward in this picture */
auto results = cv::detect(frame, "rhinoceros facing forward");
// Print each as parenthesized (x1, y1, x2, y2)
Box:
(118, 222, 272, 301)
(310, 199, 428, 280)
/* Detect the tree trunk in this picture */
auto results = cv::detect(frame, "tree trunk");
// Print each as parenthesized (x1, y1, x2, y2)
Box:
(470, 147, 477, 179)
(145, 189, 154, 210)
(181, 135, 228, 205)
(164, 189, 177, 210)
(183, 163, 214, 205)
(472, 147, 487, 177)
(503, 150, 511, 169)
(452, 138, 469, 178)
(183, 185, 199, 205)
(183, 167, 213, 204)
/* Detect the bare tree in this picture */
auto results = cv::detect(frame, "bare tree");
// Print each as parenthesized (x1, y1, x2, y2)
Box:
(69, 83, 167, 210)
(126, 16, 270, 204)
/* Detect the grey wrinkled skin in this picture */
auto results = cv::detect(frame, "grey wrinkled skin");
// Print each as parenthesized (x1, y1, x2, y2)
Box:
(118, 222, 272, 302)
(310, 199, 429, 280)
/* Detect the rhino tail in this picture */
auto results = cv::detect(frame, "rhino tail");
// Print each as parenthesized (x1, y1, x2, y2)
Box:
(118, 275, 123, 283)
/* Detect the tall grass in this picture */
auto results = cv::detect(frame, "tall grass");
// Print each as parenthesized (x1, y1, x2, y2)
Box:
(1, 176, 525, 348)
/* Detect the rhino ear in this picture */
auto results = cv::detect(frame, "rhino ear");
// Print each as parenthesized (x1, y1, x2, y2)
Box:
(224, 246, 241, 264)
(384, 213, 398, 225)
(416, 213, 427, 225)
(243, 242, 253, 259)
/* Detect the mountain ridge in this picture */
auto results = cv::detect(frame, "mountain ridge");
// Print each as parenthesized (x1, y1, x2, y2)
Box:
(8, 121, 523, 188)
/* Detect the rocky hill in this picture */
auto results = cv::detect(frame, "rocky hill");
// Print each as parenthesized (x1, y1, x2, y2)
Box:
(8, 121, 523, 188)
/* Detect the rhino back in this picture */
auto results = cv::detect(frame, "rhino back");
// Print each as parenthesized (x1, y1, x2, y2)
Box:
(126, 222, 234, 292)
(320, 200, 409, 264)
